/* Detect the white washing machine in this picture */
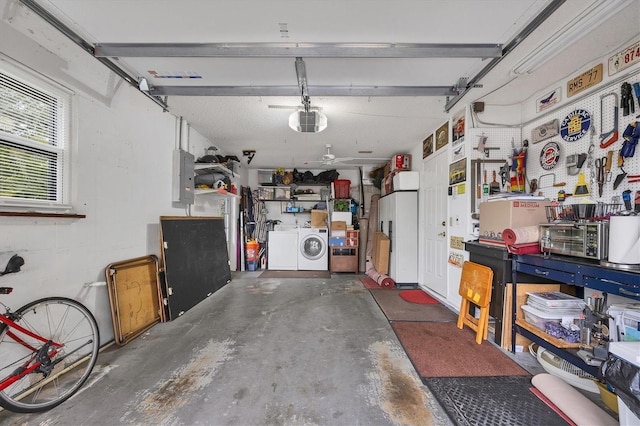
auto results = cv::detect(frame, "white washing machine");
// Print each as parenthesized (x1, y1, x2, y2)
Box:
(298, 228, 329, 270)
(268, 225, 298, 270)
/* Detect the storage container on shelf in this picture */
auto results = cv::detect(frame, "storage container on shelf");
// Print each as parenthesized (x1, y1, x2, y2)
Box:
(521, 304, 582, 331)
(333, 179, 351, 199)
(526, 291, 586, 310)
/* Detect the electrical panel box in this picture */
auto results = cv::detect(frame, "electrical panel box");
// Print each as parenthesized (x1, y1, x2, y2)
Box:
(172, 149, 195, 204)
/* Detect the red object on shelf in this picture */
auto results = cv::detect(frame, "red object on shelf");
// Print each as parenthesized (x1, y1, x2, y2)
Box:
(334, 179, 351, 199)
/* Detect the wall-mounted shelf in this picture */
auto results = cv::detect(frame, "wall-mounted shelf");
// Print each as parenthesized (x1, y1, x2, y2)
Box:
(194, 188, 240, 198)
(194, 161, 239, 178)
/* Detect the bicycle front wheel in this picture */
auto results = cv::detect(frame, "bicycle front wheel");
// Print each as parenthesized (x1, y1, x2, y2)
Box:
(0, 297, 100, 413)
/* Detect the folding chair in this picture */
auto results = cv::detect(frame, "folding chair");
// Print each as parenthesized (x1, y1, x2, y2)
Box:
(457, 261, 494, 344)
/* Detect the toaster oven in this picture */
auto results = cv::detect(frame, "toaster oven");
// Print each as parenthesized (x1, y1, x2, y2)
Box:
(539, 221, 609, 260)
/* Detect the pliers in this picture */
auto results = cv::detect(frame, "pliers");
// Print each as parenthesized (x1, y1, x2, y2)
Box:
(621, 82, 635, 116)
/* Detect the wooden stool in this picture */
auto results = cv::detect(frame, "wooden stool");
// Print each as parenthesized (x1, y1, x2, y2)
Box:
(456, 261, 494, 344)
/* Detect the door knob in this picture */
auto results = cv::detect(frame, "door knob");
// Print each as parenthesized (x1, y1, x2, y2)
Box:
(438, 231, 446, 237)
(441, 221, 446, 226)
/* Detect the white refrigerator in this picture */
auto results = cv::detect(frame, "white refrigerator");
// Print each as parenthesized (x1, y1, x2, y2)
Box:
(378, 191, 418, 285)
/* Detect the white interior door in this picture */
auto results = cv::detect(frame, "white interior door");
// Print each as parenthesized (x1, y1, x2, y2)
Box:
(419, 150, 448, 297)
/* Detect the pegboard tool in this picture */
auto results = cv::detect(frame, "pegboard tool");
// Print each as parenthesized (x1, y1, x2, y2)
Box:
(599, 92, 618, 148)
(538, 173, 565, 188)
(574, 173, 591, 197)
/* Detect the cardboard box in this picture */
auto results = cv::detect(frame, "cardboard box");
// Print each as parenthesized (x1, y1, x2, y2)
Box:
(331, 221, 347, 237)
(393, 171, 419, 190)
(372, 232, 390, 274)
(311, 210, 328, 228)
(479, 199, 550, 246)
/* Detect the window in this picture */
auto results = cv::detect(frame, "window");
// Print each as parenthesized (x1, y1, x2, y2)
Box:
(0, 60, 71, 210)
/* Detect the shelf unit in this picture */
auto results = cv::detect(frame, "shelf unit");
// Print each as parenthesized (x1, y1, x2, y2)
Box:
(257, 183, 329, 215)
(330, 230, 359, 273)
(194, 161, 240, 198)
(511, 253, 640, 377)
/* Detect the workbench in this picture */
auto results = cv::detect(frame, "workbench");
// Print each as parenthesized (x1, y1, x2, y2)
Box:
(511, 253, 640, 376)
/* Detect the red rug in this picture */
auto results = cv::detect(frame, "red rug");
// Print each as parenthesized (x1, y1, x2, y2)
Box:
(359, 276, 395, 289)
(392, 321, 530, 378)
(399, 289, 439, 304)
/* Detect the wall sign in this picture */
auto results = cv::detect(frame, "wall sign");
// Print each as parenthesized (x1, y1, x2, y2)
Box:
(536, 88, 561, 113)
(567, 64, 603, 97)
(608, 40, 640, 76)
(531, 119, 559, 144)
(539, 141, 560, 170)
(436, 122, 449, 151)
(450, 236, 464, 250)
(560, 109, 591, 142)
(423, 134, 433, 159)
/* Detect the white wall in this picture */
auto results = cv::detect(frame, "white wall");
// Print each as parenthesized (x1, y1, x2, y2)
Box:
(413, 41, 640, 309)
(0, 13, 230, 344)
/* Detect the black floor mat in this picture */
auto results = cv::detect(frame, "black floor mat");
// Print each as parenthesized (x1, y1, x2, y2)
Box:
(423, 376, 569, 426)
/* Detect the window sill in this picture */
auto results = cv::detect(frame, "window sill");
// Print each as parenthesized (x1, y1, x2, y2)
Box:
(0, 211, 86, 218)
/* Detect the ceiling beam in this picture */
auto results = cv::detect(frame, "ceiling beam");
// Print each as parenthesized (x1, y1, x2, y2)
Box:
(94, 42, 502, 59)
(150, 85, 459, 97)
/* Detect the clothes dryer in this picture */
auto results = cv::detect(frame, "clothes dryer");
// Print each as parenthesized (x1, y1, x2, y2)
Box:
(298, 228, 329, 270)
(268, 225, 298, 270)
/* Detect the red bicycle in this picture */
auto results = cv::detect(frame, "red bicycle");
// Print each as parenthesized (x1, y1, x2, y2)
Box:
(0, 256, 99, 413)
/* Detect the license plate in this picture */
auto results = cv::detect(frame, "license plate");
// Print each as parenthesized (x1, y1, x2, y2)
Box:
(608, 40, 640, 76)
(567, 64, 603, 97)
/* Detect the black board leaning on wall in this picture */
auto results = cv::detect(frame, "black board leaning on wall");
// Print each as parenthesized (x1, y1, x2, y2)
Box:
(160, 216, 231, 320)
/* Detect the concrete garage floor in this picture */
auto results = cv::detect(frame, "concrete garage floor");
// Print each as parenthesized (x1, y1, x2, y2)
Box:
(1, 273, 461, 426)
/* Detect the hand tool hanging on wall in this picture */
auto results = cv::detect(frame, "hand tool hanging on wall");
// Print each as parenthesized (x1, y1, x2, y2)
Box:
(482, 169, 489, 196)
(621, 121, 640, 158)
(622, 190, 632, 211)
(613, 152, 627, 190)
(538, 173, 566, 189)
(595, 156, 608, 197)
(633, 82, 640, 108)
(499, 161, 510, 188)
(627, 174, 640, 183)
(621, 82, 634, 116)
(490, 170, 500, 194)
(599, 93, 619, 148)
(566, 153, 587, 175)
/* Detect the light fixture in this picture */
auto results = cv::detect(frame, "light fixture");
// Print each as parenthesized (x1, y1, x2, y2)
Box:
(512, 0, 629, 75)
(289, 110, 328, 133)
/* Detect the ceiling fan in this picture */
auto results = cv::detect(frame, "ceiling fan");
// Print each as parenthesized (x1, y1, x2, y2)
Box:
(304, 144, 387, 166)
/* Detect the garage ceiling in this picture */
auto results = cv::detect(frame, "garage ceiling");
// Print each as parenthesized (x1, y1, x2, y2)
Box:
(12, 0, 640, 169)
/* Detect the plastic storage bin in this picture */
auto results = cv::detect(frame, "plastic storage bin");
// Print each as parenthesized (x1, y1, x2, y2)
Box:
(333, 179, 351, 199)
(521, 304, 582, 330)
(526, 291, 585, 309)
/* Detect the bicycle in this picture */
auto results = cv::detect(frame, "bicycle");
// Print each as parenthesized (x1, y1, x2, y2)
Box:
(0, 255, 100, 413)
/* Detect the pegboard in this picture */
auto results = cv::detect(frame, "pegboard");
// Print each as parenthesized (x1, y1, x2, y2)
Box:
(523, 71, 640, 203)
(466, 126, 522, 212)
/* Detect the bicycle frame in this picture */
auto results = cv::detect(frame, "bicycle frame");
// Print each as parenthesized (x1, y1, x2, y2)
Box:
(0, 313, 64, 392)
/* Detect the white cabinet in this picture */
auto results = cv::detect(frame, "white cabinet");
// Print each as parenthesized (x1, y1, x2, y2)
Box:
(378, 191, 418, 285)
